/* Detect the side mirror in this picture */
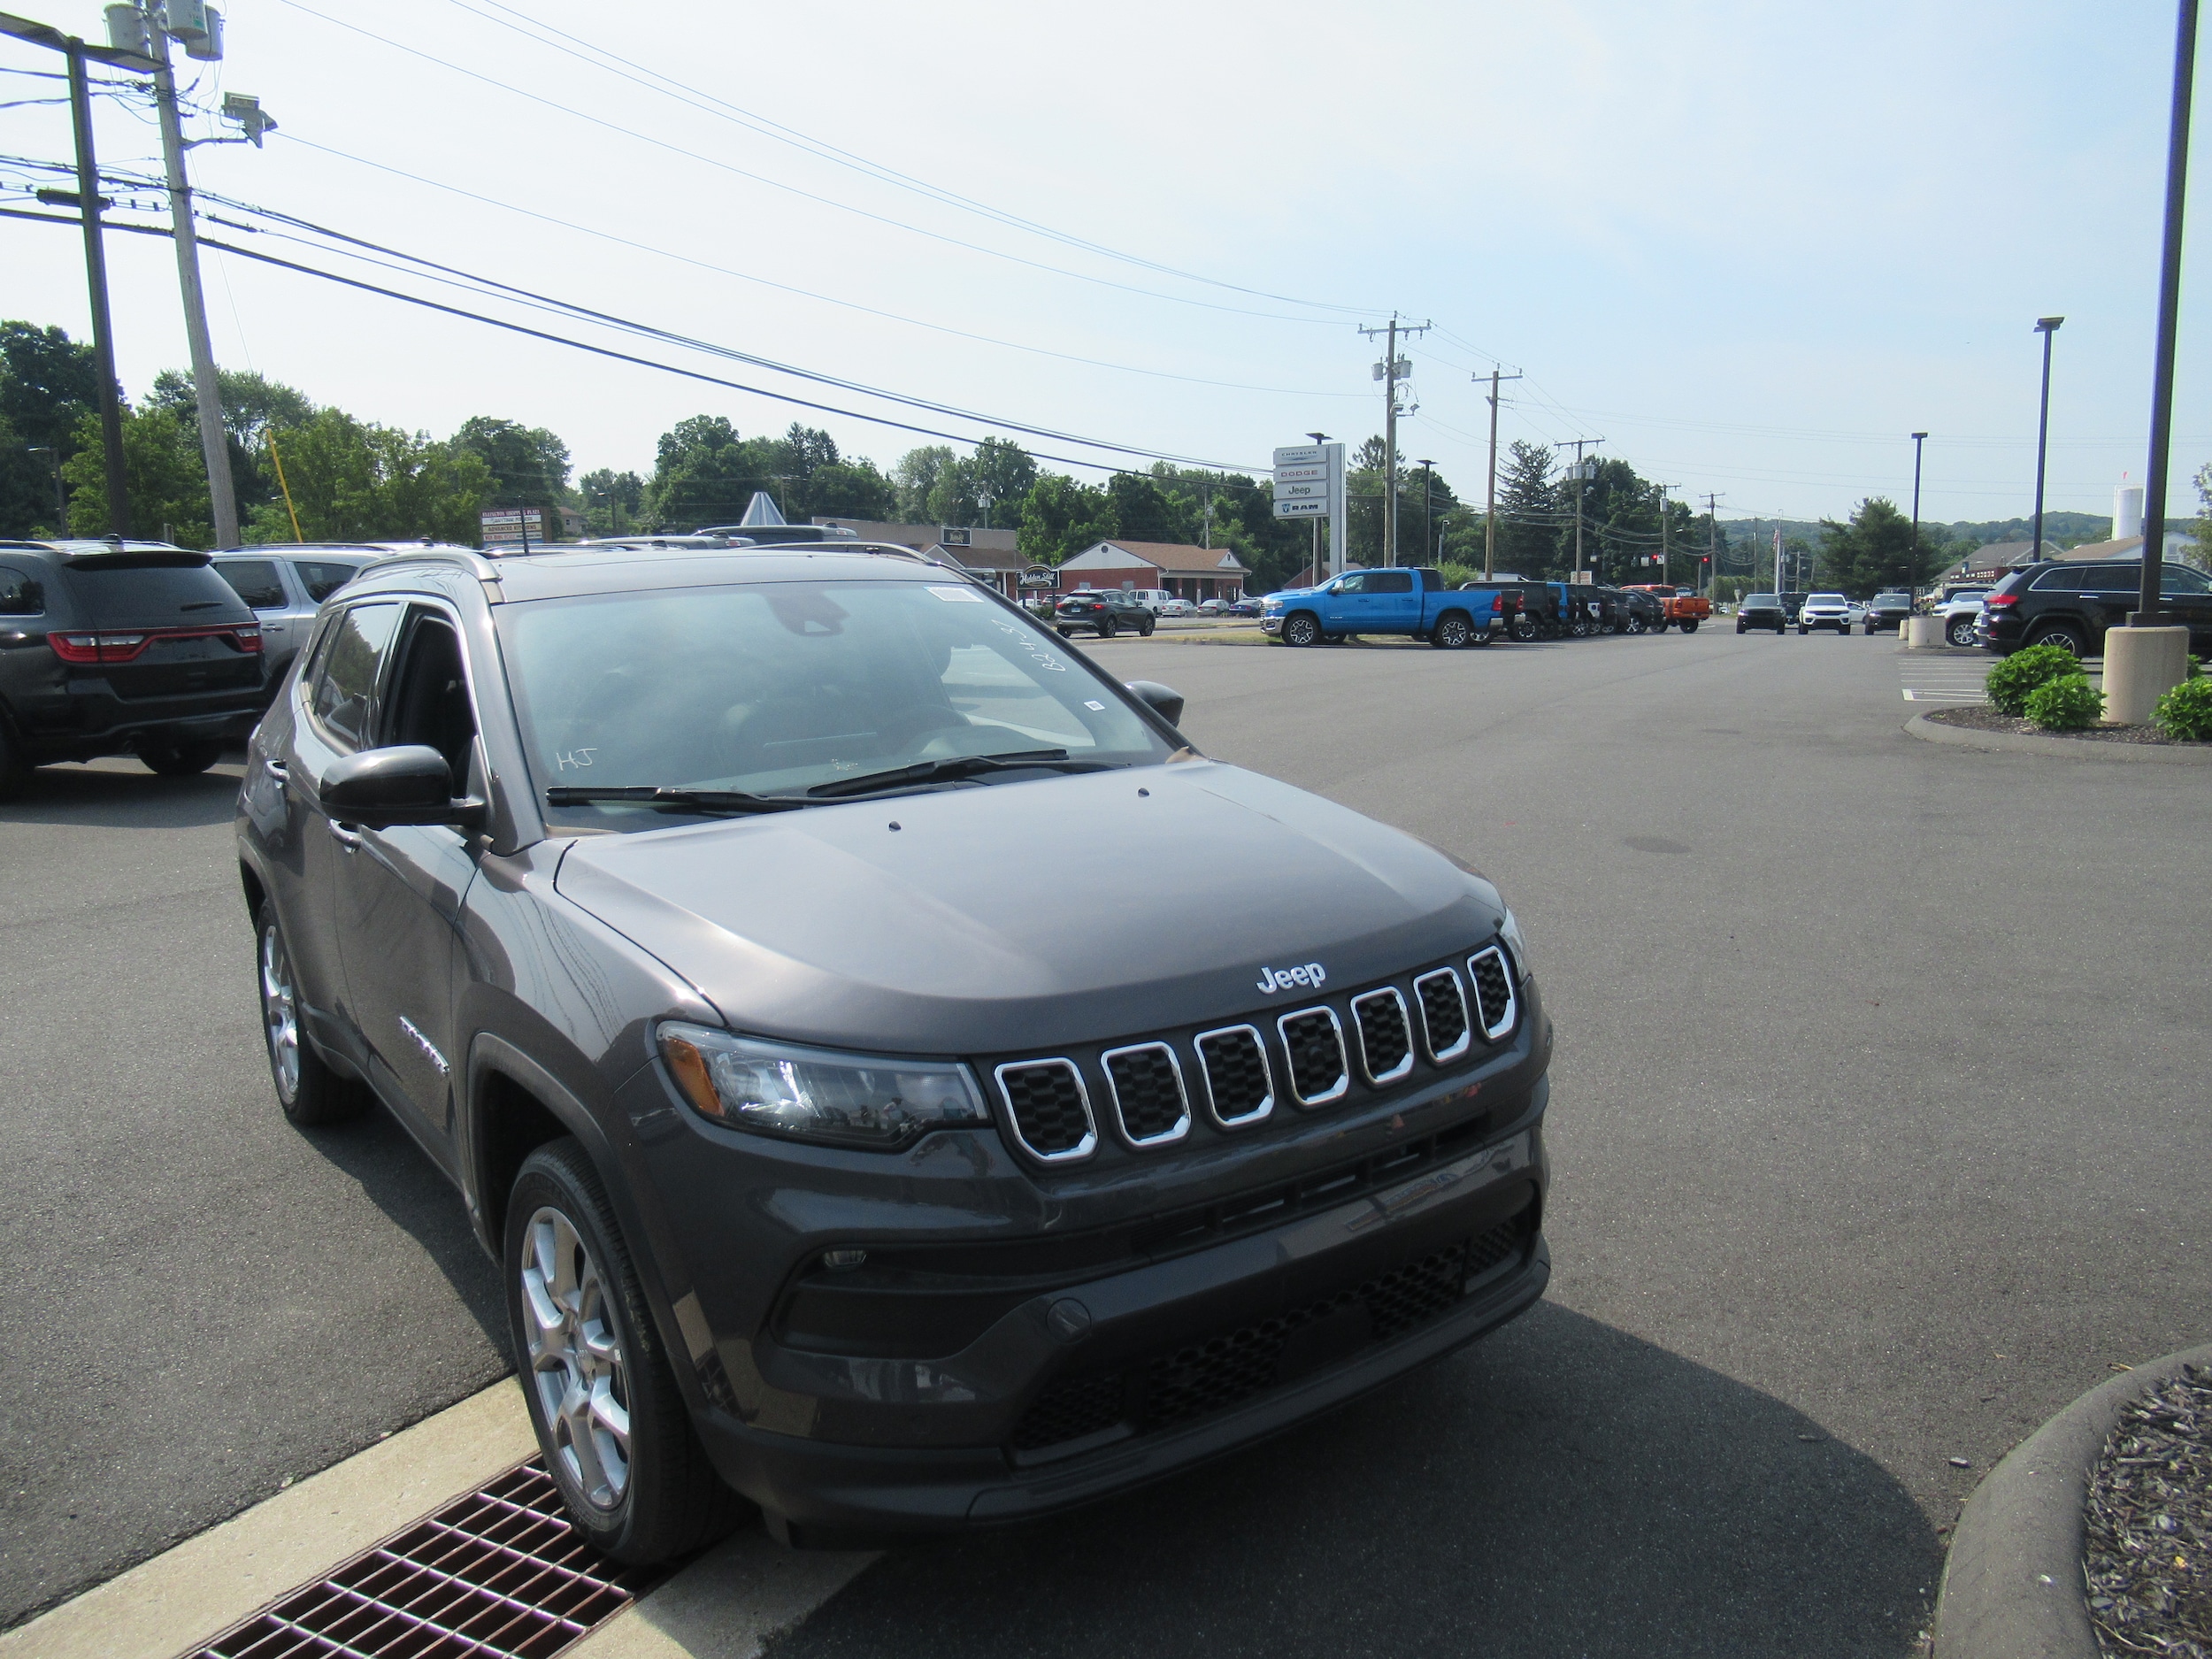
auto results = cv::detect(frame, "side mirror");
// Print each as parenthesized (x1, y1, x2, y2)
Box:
(319, 744, 485, 832)
(1125, 680, 1185, 727)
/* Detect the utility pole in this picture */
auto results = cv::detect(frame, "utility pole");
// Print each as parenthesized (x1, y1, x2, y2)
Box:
(1555, 438, 1604, 578)
(1654, 482, 1678, 586)
(1702, 493, 1723, 599)
(1479, 366, 1524, 580)
(2, 11, 152, 534)
(147, 3, 241, 547)
(1359, 315, 1429, 566)
(1909, 432, 1928, 598)
(2030, 317, 2062, 572)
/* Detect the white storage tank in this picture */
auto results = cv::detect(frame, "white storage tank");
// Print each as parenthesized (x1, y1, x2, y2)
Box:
(2115, 477, 2145, 541)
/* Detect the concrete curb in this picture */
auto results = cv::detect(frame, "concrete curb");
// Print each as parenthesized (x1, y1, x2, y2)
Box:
(1932, 1340, 2212, 1659)
(1904, 711, 2212, 764)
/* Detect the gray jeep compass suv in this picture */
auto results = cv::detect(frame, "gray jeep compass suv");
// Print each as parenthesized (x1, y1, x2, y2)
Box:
(236, 543, 1552, 1558)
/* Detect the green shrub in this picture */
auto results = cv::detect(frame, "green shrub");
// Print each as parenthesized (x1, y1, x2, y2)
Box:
(2152, 675, 2212, 741)
(2024, 673, 2103, 731)
(1986, 642, 2080, 715)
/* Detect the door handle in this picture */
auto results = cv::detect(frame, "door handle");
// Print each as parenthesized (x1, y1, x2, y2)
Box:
(327, 820, 364, 850)
(263, 757, 288, 781)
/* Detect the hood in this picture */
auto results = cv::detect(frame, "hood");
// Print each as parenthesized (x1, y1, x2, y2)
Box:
(554, 760, 1499, 1055)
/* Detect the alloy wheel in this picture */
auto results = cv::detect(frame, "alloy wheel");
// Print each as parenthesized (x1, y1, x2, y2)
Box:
(520, 1205, 633, 1511)
(259, 922, 302, 1104)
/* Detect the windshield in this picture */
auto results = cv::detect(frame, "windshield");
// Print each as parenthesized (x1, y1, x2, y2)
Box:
(500, 578, 1173, 828)
(1809, 594, 1846, 604)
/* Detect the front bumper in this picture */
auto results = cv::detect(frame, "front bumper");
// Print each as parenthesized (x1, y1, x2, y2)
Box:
(1260, 615, 1284, 634)
(692, 1125, 1548, 1540)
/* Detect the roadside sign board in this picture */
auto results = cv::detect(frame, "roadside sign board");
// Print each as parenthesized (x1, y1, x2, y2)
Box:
(1274, 497, 1327, 518)
(1273, 478, 1330, 502)
(1271, 445, 1326, 468)
(1272, 462, 1332, 484)
(1018, 565, 1059, 588)
(1271, 441, 1347, 574)
(481, 508, 546, 548)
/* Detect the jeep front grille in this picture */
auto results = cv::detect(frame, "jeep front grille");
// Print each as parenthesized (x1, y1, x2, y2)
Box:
(994, 1060, 1097, 1163)
(1194, 1025, 1272, 1128)
(1350, 988, 1414, 1086)
(1102, 1042, 1191, 1148)
(1412, 967, 1471, 1063)
(1277, 1008, 1348, 1107)
(1468, 945, 1517, 1041)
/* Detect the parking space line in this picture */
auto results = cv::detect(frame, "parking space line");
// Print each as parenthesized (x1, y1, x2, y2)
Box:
(0, 1381, 535, 1659)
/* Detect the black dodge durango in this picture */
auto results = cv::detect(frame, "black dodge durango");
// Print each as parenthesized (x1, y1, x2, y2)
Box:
(236, 542, 1552, 1558)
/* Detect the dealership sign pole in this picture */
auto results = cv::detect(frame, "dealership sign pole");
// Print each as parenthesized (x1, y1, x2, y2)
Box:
(1273, 442, 1346, 578)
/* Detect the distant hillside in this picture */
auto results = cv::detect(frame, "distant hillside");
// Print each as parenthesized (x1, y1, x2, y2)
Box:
(1717, 511, 2113, 558)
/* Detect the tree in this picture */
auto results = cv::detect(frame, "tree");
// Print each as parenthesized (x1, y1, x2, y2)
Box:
(1, 322, 103, 537)
(1494, 441, 1559, 576)
(644, 415, 754, 528)
(2190, 461, 2212, 570)
(894, 445, 957, 521)
(59, 403, 214, 546)
(227, 408, 492, 544)
(149, 366, 317, 536)
(578, 467, 645, 534)
(1105, 472, 1178, 542)
(452, 417, 572, 529)
(1017, 473, 1114, 564)
(1816, 497, 1928, 595)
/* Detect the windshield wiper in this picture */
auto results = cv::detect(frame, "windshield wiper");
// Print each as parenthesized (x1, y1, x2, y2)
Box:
(804, 749, 1115, 799)
(545, 785, 812, 815)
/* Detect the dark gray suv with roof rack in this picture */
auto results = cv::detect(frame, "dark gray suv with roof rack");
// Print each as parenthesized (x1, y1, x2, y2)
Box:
(236, 540, 1551, 1558)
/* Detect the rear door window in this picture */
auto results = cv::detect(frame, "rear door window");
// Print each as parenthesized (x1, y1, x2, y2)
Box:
(296, 560, 364, 603)
(308, 602, 404, 751)
(216, 559, 288, 610)
(2081, 566, 2141, 593)
(0, 564, 42, 616)
(1370, 572, 1415, 594)
(2030, 567, 2085, 591)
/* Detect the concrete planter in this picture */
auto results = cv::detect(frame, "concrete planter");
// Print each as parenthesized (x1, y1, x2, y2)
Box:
(1933, 1340, 2212, 1658)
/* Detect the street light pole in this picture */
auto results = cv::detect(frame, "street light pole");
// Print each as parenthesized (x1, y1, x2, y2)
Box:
(27, 446, 65, 530)
(1909, 432, 1928, 597)
(2133, 0, 2198, 628)
(1306, 431, 1328, 583)
(1417, 460, 1434, 568)
(2031, 317, 2063, 570)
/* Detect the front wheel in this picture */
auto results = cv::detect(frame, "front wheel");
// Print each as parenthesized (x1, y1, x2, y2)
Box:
(2026, 622, 2088, 658)
(1652, 619, 1670, 634)
(142, 737, 225, 777)
(1947, 617, 1978, 649)
(1056, 626, 1072, 638)
(1100, 618, 1118, 640)
(1140, 619, 1155, 637)
(1797, 626, 1809, 635)
(1432, 612, 1472, 650)
(508, 1140, 738, 1563)
(256, 900, 367, 1127)
(1678, 619, 1698, 634)
(1282, 612, 1320, 648)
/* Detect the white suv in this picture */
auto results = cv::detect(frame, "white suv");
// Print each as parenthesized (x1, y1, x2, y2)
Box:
(1798, 593, 1855, 634)
(1941, 587, 1992, 649)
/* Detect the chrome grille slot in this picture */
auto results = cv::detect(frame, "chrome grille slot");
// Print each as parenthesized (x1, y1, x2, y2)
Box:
(1468, 946, 1517, 1041)
(1413, 966, 1471, 1063)
(1350, 987, 1414, 1085)
(1276, 1008, 1348, 1107)
(1194, 1024, 1273, 1128)
(1102, 1042, 1191, 1148)
(994, 1060, 1097, 1164)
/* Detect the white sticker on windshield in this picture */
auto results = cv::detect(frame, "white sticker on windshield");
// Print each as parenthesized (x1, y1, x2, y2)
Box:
(1084, 700, 1105, 710)
(927, 585, 983, 603)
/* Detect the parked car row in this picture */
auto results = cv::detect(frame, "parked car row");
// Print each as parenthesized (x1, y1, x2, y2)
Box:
(1975, 557, 2212, 657)
(1253, 568, 1717, 649)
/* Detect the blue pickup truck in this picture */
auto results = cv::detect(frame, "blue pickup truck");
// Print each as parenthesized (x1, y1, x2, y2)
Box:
(1261, 567, 1510, 649)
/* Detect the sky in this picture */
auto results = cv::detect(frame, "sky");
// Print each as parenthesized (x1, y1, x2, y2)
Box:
(3, 0, 2207, 528)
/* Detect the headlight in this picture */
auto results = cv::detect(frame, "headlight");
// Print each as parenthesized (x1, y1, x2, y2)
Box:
(657, 1022, 989, 1150)
(1499, 909, 1531, 979)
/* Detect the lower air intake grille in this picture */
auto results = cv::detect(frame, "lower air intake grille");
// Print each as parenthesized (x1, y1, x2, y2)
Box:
(1010, 1210, 1533, 1459)
(196, 1460, 658, 1659)
(1278, 1009, 1348, 1105)
(1468, 946, 1517, 1040)
(1103, 1043, 1189, 1146)
(1195, 1025, 1272, 1126)
(995, 1061, 1095, 1162)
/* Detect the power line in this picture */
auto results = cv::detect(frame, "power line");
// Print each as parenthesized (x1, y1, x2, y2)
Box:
(266, 0, 1348, 328)
(442, 0, 1374, 319)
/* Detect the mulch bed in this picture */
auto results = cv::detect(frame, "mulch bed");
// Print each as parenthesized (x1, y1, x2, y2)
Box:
(1924, 705, 2204, 747)
(2085, 1363, 2212, 1657)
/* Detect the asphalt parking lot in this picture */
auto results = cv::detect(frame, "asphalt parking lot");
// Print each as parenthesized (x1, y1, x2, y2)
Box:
(4, 627, 2207, 1655)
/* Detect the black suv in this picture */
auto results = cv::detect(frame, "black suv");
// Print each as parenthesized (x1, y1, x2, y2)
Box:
(236, 544, 1551, 1557)
(1863, 592, 1914, 634)
(1978, 559, 2212, 657)
(1735, 594, 1787, 634)
(0, 541, 264, 791)
(1053, 590, 1155, 639)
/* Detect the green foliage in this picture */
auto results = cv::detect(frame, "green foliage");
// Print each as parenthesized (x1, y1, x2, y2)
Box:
(60, 404, 214, 546)
(2024, 673, 2103, 731)
(234, 408, 493, 544)
(1016, 472, 1112, 563)
(452, 417, 572, 525)
(578, 467, 644, 534)
(1494, 440, 1557, 576)
(2, 321, 102, 537)
(645, 418, 895, 529)
(1985, 643, 2080, 716)
(1817, 497, 1930, 595)
(2151, 675, 2212, 741)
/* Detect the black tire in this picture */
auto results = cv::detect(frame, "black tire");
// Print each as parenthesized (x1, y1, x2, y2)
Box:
(1625, 615, 1646, 635)
(254, 898, 369, 1128)
(1946, 617, 1978, 649)
(1100, 618, 1118, 640)
(1469, 625, 1494, 647)
(1652, 619, 1670, 634)
(1509, 613, 1538, 643)
(1736, 624, 1747, 634)
(142, 737, 225, 777)
(1678, 619, 1698, 634)
(1282, 612, 1320, 648)
(1432, 611, 1472, 650)
(1140, 619, 1155, 637)
(507, 1139, 740, 1564)
(2027, 622, 2089, 659)
(1056, 626, 1072, 638)
(1797, 626, 1808, 635)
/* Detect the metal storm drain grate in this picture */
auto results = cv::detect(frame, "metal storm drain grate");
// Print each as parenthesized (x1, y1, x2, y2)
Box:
(196, 1457, 664, 1659)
